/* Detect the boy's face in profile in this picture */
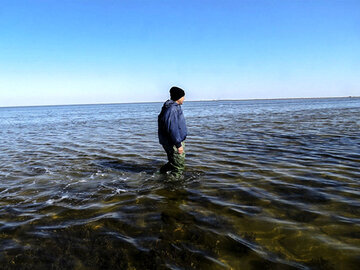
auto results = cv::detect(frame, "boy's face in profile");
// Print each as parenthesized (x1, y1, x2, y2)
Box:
(177, 96, 185, 105)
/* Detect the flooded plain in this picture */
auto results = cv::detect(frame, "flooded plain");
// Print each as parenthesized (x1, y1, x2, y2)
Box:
(0, 98, 359, 269)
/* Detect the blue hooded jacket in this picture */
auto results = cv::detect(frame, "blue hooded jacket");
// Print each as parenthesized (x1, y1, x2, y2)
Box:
(158, 100, 187, 148)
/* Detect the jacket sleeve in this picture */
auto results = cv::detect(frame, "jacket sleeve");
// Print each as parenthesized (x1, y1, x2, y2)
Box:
(165, 107, 182, 148)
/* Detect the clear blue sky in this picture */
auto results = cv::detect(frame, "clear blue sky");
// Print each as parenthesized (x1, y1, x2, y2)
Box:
(0, 0, 359, 106)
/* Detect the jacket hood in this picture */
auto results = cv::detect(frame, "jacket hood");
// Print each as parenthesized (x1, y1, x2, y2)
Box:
(163, 99, 178, 109)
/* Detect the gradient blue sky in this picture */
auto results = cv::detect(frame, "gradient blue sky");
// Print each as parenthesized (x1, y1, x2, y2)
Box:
(1, 0, 359, 106)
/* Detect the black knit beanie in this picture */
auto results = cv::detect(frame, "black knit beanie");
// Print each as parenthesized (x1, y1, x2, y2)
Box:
(170, 86, 185, 101)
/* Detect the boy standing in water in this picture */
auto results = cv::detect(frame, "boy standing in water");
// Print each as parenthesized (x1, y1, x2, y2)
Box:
(158, 86, 187, 177)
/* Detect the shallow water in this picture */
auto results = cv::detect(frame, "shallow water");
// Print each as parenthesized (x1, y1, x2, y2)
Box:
(0, 98, 359, 269)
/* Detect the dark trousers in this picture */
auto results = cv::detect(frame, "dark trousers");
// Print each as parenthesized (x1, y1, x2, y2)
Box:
(160, 142, 185, 177)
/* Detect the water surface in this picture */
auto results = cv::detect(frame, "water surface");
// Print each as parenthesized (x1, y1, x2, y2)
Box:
(0, 98, 359, 269)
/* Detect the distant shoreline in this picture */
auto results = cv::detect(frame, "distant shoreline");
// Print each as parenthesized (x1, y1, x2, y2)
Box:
(1, 96, 359, 109)
(193, 96, 360, 102)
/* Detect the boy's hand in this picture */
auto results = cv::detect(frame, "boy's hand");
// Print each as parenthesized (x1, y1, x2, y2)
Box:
(178, 146, 184, 154)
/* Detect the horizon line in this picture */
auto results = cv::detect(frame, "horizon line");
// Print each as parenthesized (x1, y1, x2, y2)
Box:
(0, 95, 359, 109)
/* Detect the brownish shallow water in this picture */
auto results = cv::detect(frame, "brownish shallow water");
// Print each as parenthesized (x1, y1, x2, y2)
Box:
(0, 98, 360, 269)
